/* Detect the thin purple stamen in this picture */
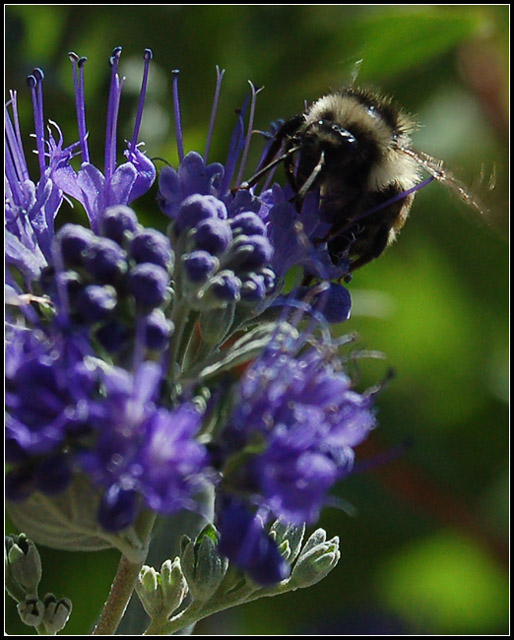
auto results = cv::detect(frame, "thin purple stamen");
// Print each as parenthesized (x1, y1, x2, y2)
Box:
(8, 91, 29, 182)
(5, 135, 26, 208)
(235, 81, 264, 187)
(172, 70, 184, 162)
(26, 70, 46, 175)
(105, 47, 123, 181)
(221, 98, 248, 193)
(129, 48, 153, 153)
(5, 96, 29, 186)
(68, 52, 90, 164)
(204, 65, 226, 163)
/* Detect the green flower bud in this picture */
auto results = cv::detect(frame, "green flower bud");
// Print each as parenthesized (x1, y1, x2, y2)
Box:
(159, 557, 188, 615)
(136, 558, 188, 620)
(290, 530, 341, 589)
(17, 595, 45, 627)
(41, 593, 73, 634)
(181, 525, 228, 602)
(5, 534, 42, 599)
(136, 566, 163, 618)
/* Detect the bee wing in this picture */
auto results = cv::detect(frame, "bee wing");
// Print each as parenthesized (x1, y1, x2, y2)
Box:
(400, 147, 493, 222)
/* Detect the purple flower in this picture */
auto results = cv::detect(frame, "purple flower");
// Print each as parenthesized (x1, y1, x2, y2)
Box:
(78, 362, 210, 530)
(5, 326, 95, 500)
(143, 308, 174, 351)
(263, 187, 351, 281)
(51, 48, 156, 232)
(158, 154, 225, 222)
(5, 320, 211, 531)
(5, 78, 65, 283)
(223, 332, 376, 524)
(217, 496, 290, 586)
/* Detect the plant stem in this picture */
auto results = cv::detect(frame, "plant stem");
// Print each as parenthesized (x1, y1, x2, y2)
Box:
(145, 580, 294, 635)
(91, 554, 145, 635)
(91, 512, 156, 635)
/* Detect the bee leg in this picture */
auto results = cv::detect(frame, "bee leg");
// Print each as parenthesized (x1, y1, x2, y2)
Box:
(284, 149, 300, 194)
(290, 151, 326, 211)
(347, 225, 391, 272)
(242, 115, 304, 189)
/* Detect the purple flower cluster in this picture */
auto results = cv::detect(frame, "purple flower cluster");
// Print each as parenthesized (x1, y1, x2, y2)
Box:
(5, 48, 209, 534)
(215, 330, 376, 582)
(48, 208, 173, 354)
(5, 325, 209, 532)
(5, 47, 380, 590)
(170, 190, 276, 309)
(221, 337, 376, 522)
(76, 362, 208, 531)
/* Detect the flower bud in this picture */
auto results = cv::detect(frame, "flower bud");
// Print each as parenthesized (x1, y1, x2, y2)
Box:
(290, 529, 340, 588)
(228, 235, 273, 271)
(200, 270, 241, 309)
(230, 211, 266, 237)
(5, 534, 42, 599)
(240, 274, 267, 304)
(83, 237, 128, 284)
(136, 565, 163, 618)
(180, 525, 228, 602)
(144, 309, 174, 351)
(128, 263, 170, 308)
(269, 520, 306, 564)
(100, 205, 139, 244)
(76, 284, 117, 324)
(175, 194, 227, 235)
(17, 595, 45, 627)
(41, 593, 72, 634)
(55, 224, 95, 268)
(159, 557, 188, 615)
(130, 228, 173, 271)
(193, 218, 232, 256)
(182, 251, 218, 285)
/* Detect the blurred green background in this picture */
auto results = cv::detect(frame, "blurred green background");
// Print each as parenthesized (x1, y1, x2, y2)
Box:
(5, 5, 508, 635)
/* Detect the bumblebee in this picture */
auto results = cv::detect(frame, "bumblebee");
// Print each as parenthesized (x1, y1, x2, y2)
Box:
(246, 88, 485, 273)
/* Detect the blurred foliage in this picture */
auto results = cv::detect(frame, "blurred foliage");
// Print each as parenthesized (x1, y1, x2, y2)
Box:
(5, 5, 508, 635)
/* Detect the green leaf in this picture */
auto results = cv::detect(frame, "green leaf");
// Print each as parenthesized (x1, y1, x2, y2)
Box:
(6, 475, 149, 563)
(183, 322, 298, 383)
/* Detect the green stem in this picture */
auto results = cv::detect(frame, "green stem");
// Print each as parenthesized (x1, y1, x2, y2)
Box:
(145, 580, 294, 635)
(91, 512, 156, 635)
(91, 555, 143, 635)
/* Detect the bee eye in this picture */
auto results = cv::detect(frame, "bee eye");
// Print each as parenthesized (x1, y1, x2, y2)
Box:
(331, 123, 356, 146)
